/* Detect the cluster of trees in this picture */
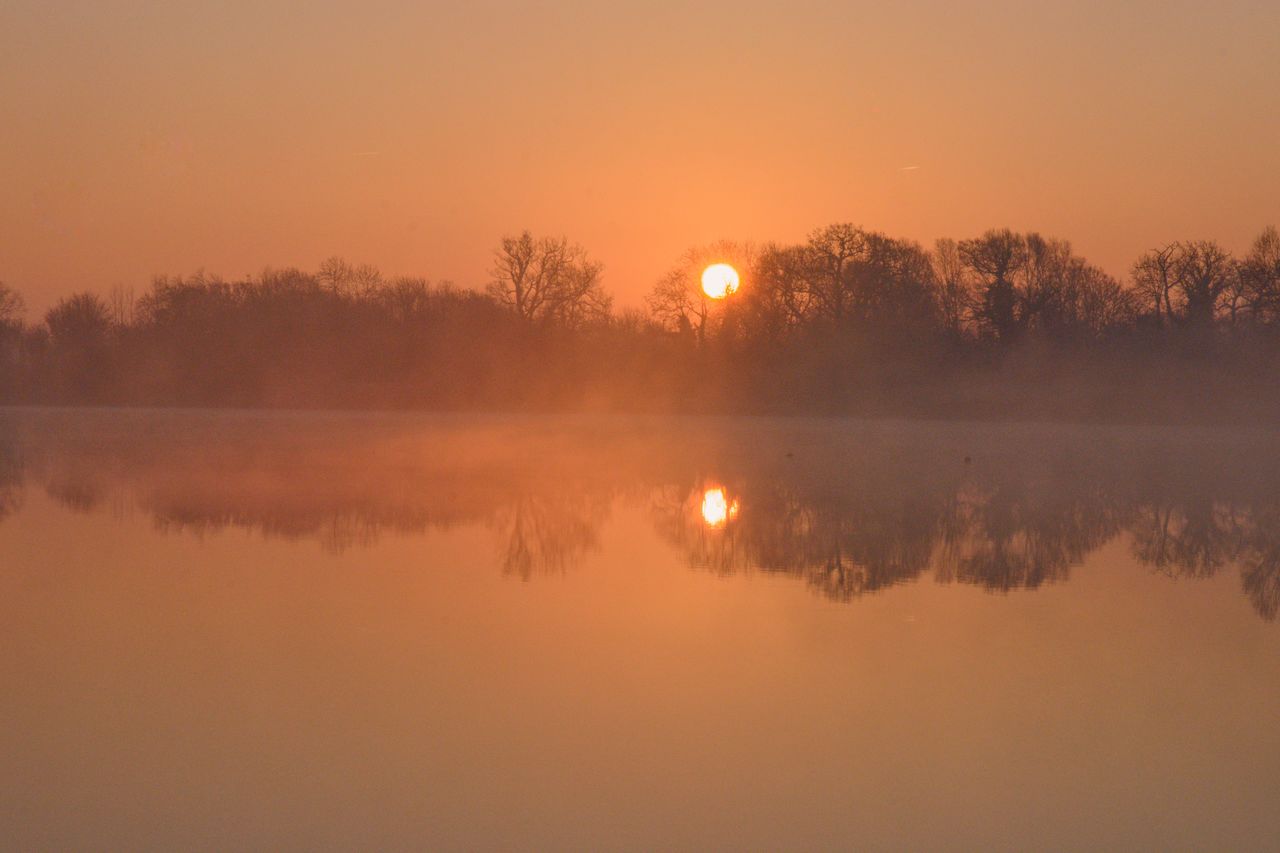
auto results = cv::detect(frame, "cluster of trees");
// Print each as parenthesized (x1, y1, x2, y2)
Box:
(1, 223, 1279, 418)
(646, 224, 1280, 342)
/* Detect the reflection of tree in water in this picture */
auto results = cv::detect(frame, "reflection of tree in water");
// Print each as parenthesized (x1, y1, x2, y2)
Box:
(650, 473, 946, 600)
(649, 482, 751, 576)
(0, 418, 22, 522)
(653, 476, 1124, 601)
(1238, 505, 1280, 621)
(14, 411, 636, 566)
(492, 491, 610, 579)
(1130, 499, 1242, 580)
(1128, 496, 1280, 620)
(936, 478, 1129, 591)
(45, 476, 106, 514)
(144, 484, 437, 553)
(12, 411, 1280, 621)
(652, 434, 1280, 622)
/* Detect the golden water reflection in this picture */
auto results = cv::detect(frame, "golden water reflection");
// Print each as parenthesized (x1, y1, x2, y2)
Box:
(700, 487, 739, 527)
(4, 411, 1280, 620)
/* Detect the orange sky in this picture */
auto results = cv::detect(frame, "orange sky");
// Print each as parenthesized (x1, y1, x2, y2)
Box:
(2, 0, 1277, 314)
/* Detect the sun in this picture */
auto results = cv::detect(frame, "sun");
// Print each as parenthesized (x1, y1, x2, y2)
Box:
(701, 263, 740, 300)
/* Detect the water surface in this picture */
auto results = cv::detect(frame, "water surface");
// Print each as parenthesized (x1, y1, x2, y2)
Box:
(2, 410, 1279, 850)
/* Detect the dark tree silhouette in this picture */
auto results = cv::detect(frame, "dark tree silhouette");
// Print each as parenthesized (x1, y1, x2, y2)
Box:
(645, 240, 756, 342)
(1132, 244, 1179, 326)
(0, 283, 25, 397)
(1172, 240, 1235, 327)
(959, 229, 1026, 341)
(487, 231, 610, 327)
(1239, 227, 1280, 325)
(44, 293, 113, 401)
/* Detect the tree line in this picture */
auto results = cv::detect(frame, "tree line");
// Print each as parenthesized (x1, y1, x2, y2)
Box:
(1, 223, 1278, 419)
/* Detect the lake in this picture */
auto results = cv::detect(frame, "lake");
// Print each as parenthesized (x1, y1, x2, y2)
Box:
(2, 409, 1278, 850)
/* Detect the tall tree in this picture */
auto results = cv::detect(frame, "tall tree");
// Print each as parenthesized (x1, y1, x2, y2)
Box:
(45, 293, 113, 400)
(958, 229, 1026, 341)
(645, 240, 756, 341)
(1239, 226, 1280, 325)
(0, 283, 23, 330)
(1172, 240, 1234, 326)
(931, 239, 974, 338)
(488, 231, 610, 327)
(0, 283, 25, 399)
(805, 223, 866, 321)
(1131, 244, 1179, 325)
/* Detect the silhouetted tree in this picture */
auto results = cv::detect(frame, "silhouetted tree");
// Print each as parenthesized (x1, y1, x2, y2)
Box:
(317, 256, 384, 298)
(1238, 226, 1280, 325)
(488, 231, 610, 327)
(1132, 244, 1179, 326)
(805, 223, 866, 321)
(959, 229, 1026, 341)
(1173, 241, 1235, 327)
(646, 240, 756, 342)
(0, 283, 23, 329)
(750, 243, 821, 334)
(931, 238, 975, 338)
(0, 283, 25, 397)
(44, 293, 113, 401)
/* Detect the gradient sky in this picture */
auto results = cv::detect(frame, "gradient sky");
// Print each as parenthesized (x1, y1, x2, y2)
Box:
(2, 0, 1278, 313)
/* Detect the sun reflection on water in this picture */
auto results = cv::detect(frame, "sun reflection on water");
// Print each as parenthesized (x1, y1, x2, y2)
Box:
(700, 487, 739, 527)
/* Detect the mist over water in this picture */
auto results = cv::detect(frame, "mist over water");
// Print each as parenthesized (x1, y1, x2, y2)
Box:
(9, 410, 1280, 617)
(3, 410, 1279, 849)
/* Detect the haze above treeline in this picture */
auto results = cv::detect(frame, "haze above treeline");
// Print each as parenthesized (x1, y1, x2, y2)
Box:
(1, 221, 1279, 421)
(6, 2, 1278, 311)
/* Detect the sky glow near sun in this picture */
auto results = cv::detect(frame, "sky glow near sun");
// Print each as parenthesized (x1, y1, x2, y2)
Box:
(0, 2, 1277, 313)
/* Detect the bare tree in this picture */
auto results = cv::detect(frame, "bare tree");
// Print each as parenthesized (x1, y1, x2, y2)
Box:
(1172, 240, 1234, 326)
(0, 283, 25, 396)
(0, 283, 24, 329)
(750, 243, 821, 334)
(45, 293, 114, 399)
(108, 284, 135, 327)
(958, 229, 1026, 341)
(318, 257, 383, 298)
(1239, 226, 1280, 325)
(645, 240, 756, 340)
(1128, 240, 1235, 327)
(932, 239, 975, 338)
(1131, 244, 1179, 325)
(488, 231, 610, 327)
(805, 223, 867, 320)
(646, 265, 706, 338)
(1069, 264, 1139, 333)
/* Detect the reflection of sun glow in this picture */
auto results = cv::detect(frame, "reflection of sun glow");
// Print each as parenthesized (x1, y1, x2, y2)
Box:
(701, 487, 740, 527)
(701, 263, 740, 300)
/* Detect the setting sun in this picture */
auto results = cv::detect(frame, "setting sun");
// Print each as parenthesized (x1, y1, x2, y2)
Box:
(701, 263, 740, 300)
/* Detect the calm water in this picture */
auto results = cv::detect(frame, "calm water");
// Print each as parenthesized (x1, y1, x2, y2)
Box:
(2, 410, 1279, 850)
